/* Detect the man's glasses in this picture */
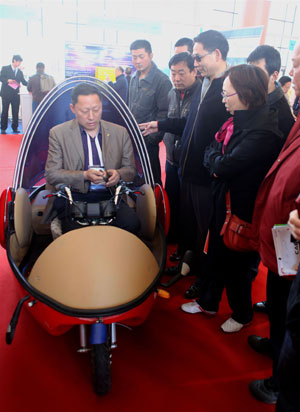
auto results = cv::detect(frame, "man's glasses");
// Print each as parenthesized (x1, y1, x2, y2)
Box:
(192, 52, 213, 62)
(221, 91, 238, 99)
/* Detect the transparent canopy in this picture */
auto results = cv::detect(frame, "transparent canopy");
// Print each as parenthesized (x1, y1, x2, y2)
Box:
(13, 76, 154, 191)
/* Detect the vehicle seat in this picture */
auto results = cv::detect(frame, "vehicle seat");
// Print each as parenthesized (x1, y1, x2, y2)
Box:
(31, 190, 52, 235)
(135, 184, 157, 241)
(10, 188, 33, 266)
(28, 226, 159, 310)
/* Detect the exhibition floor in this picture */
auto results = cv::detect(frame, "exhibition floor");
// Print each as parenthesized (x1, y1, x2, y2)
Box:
(0, 134, 274, 412)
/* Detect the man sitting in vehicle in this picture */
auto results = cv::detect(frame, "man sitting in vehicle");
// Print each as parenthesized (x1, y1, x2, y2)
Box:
(45, 82, 140, 235)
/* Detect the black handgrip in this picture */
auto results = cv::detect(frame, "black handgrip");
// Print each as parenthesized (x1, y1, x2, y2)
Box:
(6, 296, 30, 345)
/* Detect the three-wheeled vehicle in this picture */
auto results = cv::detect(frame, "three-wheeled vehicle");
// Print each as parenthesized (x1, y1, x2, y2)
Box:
(0, 76, 169, 395)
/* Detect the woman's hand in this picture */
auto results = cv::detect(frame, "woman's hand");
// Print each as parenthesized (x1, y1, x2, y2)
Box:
(139, 121, 158, 136)
(288, 209, 300, 241)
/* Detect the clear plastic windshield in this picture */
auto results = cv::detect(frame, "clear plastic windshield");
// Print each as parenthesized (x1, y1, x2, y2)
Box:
(13, 76, 154, 191)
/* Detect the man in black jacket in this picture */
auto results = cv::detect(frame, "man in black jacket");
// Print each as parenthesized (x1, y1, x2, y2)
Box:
(247, 45, 294, 141)
(164, 52, 200, 244)
(0, 55, 27, 134)
(129, 39, 172, 185)
(140, 30, 230, 297)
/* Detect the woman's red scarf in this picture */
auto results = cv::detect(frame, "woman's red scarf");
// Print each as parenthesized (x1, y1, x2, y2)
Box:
(215, 117, 234, 154)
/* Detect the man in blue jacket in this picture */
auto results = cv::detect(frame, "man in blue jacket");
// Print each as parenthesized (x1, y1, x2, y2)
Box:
(106, 66, 128, 103)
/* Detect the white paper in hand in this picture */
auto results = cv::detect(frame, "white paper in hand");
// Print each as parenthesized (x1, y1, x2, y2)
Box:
(272, 224, 300, 276)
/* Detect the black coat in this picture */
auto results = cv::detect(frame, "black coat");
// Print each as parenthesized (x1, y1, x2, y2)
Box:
(0, 65, 27, 98)
(159, 76, 230, 186)
(268, 85, 294, 140)
(164, 81, 201, 166)
(204, 105, 284, 231)
(108, 73, 128, 103)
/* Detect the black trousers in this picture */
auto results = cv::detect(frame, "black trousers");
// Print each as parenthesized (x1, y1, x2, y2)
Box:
(178, 180, 213, 272)
(197, 222, 255, 324)
(54, 192, 140, 236)
(1, 93, 20, 131)
(267, 270, 293, 388)
(145, 141, 162, 185)
(276, 329, 300, 412)
(164, 161, 180, 243)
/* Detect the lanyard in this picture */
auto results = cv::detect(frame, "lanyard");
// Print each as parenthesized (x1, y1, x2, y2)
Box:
(86, 131, 104, 167)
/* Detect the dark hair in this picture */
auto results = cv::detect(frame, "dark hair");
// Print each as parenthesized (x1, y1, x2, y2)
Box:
(168, 52, 195, 71)
(71, 83, 102, 105)
(226, 64, 268, 110)
(117, 66, 124, 73)
(174, 37, 194, 54)
(193, 30, 229, 60)
(36, 62, 45, 69)
(12, 54, 23, 62)
(130, 39, 152, 54)
(125, 66, 132, 75)
(279, 75, 292, 86)
(247, 45, 281, 76)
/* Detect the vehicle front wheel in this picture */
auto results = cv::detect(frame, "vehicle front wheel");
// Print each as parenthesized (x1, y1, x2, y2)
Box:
(91, 342, 111, 396)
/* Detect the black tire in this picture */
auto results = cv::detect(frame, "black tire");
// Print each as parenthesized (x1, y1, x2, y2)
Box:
(91, 342, 111, 396)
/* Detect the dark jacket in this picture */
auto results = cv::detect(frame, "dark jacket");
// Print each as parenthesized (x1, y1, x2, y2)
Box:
(0, 64, 27, 98)
(27, 73, 55, 103)
(108, 73, 128, 103)
(292, 96, 299, 117)
(164, 81, 201, 166)
(286, 265, 300, 349)
(204, 105, 284, 230)
(158, 76, 230, 186)
(129, 62, 172, 145)
(268, 84, 294, 140)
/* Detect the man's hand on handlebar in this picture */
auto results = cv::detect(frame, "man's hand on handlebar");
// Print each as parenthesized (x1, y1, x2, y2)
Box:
(139, 121, 158, 136)
(105, 169, 120, 187)
(84, 168, 107, 184)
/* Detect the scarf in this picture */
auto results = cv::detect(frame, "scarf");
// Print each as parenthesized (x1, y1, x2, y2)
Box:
(215, 117, 234, 154)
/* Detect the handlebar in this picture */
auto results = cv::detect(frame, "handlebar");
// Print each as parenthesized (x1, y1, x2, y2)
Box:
(42, 180, 144, 226)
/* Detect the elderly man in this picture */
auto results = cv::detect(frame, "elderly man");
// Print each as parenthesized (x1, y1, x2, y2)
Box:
(163, 52, 200, 247)
(248, 40, 300, 405)
(45, 82, 140, 235)
(106, 66, 128, 102)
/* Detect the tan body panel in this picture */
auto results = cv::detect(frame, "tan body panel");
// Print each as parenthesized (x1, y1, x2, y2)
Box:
(28, 226, 159, 310)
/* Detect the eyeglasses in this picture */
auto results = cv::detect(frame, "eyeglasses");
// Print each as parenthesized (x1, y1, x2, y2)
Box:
(192, 52, 213, 62)
(221, 91, 238, 99)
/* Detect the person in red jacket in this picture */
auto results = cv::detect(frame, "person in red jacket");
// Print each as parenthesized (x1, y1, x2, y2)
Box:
(248, 40, 300, 405)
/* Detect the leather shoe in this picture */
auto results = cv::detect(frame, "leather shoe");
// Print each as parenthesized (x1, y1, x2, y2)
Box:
(249, 378, 279, 404)
(253, 300, 268, 313)
(248, 335, 273, 358)
(1, 129, 6, 134)
(185, 282, 201, 299)
(12, 129, 20, 133)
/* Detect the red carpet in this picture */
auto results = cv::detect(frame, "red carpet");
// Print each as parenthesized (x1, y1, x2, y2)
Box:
(0, 135, 274, 411)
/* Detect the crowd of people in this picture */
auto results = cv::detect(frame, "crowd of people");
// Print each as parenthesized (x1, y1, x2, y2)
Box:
(138, 30, 299, 411)
(1, 29, 300, 411)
